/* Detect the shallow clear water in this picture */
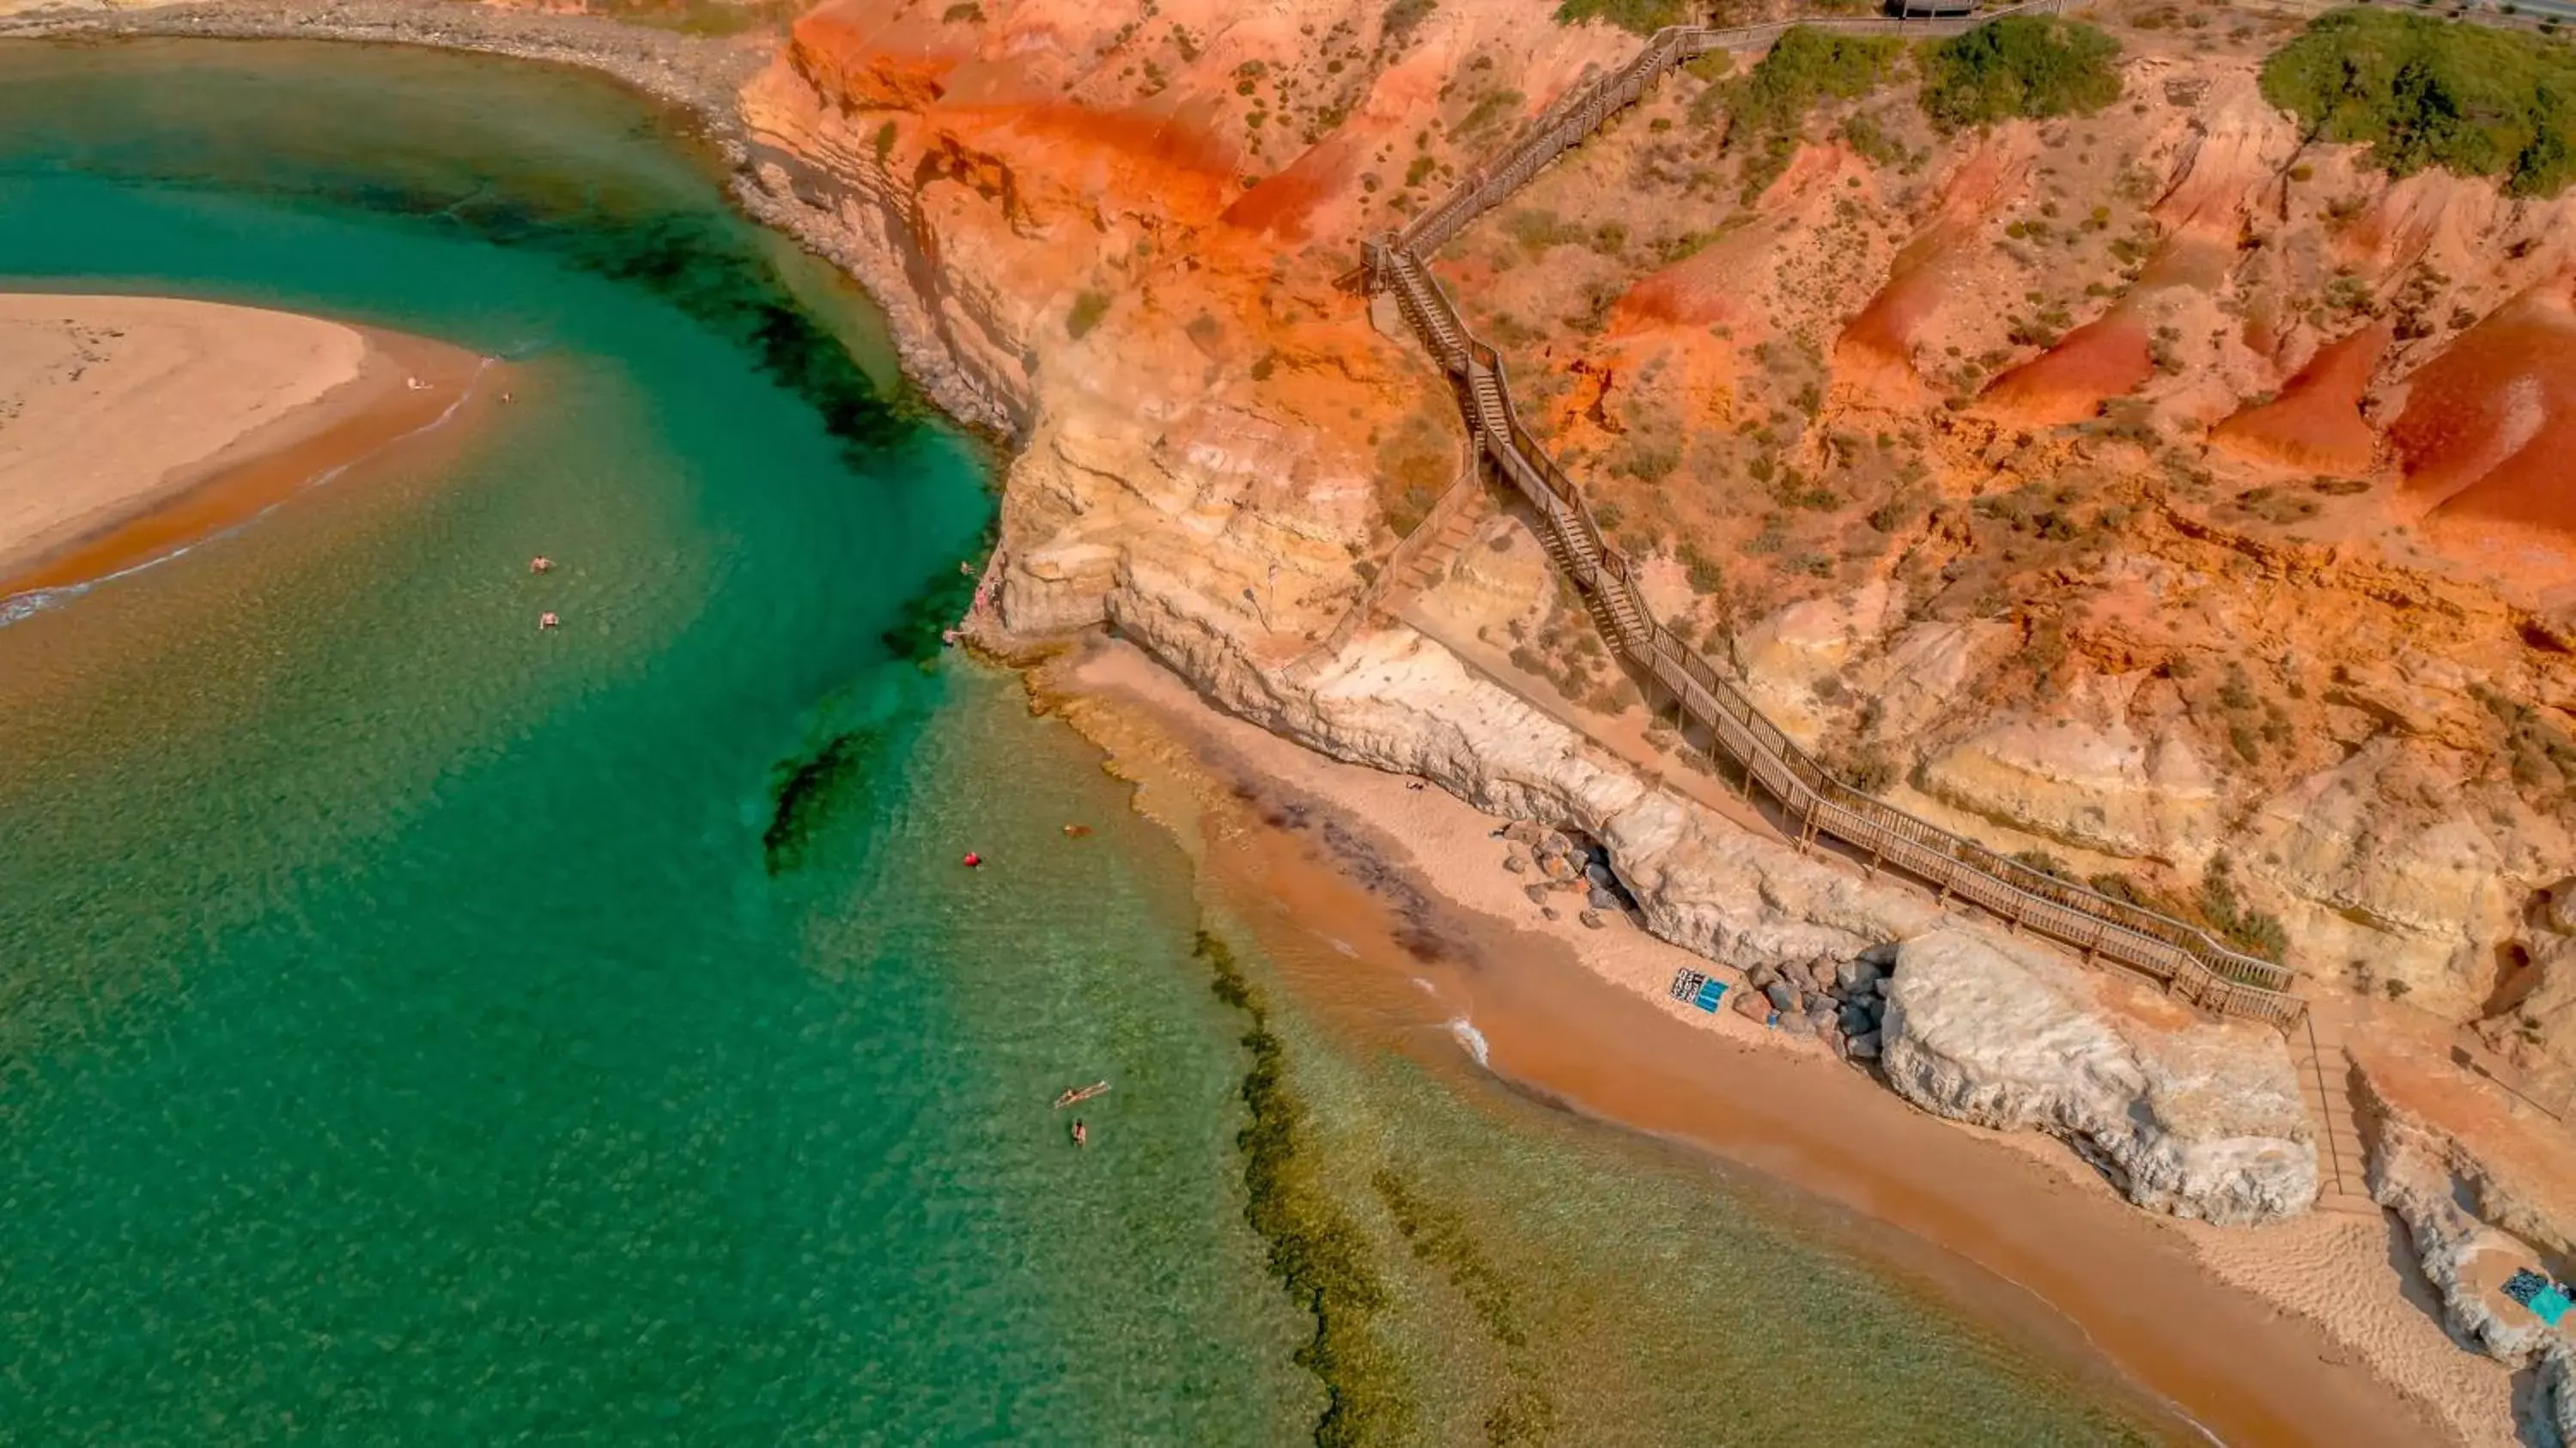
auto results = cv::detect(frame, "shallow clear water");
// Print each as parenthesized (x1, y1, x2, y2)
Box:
(0, 39, 2177, 1445)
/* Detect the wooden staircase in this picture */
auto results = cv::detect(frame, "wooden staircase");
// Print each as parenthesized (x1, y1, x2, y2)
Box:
(1349, 8, 2314, 1033)
(2296, 1007, 2378, 1214)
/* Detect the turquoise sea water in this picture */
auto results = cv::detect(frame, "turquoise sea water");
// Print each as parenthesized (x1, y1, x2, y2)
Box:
(0, 39, 2183, 1444)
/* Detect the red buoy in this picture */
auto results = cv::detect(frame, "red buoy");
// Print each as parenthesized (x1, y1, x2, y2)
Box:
(963, 852, 982, 868)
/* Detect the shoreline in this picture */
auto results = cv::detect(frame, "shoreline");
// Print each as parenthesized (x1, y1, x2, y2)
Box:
(0, 9, 2517, 1442)
(1032, 634, 2488, 1448)
(0, 298, 494, 617)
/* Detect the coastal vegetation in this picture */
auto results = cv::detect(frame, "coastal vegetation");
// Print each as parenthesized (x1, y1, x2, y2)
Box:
(763, 723, 890, 873)
(1066, 289, 1111, 339)
(1198, 932, 1406, 1446)
(2259, 7, 2576, 197)
(1917, 16, 2123, 131)
(1552, 0, 1693, 38)
(587, 0, 795, 37)
(1721, 27, 1905, 198)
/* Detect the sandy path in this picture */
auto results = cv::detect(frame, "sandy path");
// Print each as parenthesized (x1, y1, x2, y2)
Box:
(1039, 635, 2505, 1448)
(0, 293, 373, 575)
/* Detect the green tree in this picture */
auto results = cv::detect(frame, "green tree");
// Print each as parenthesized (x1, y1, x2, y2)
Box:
(1917, 17, 2123, 131)
(2260, 8, 2576, 197)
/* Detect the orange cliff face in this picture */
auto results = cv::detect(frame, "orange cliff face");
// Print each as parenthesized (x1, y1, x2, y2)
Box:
(726, 0, 2576, 1036)
(733, 0, 1666, 647)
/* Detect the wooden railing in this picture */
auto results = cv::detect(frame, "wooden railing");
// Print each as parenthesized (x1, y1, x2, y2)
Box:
(1394, 0, 2072, 258)
(1358, 5, 2307, 1029)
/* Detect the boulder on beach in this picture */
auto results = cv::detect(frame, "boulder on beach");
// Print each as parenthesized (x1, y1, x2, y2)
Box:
(1878, 928, 2317, 1224)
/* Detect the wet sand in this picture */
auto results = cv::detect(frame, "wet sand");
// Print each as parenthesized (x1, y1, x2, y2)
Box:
(1036, 635, 2481, 1448)
(0, 293, 490, 601)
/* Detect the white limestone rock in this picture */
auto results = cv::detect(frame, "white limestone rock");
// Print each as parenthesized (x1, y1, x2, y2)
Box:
(1879, 928, 2318, 1224)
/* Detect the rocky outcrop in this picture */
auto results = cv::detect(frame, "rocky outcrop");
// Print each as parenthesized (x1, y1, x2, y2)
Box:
(2368, 1110, 2561, 1365)
(1915, 713, 2223, 862)
(2551, 1346, 2576, 1448)
(2357, 1032, 2576, 1404)
(1880, 929, 2318, 1224)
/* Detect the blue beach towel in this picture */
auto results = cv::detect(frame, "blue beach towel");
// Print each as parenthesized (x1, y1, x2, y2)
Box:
(1691, 977, 1728, 1013)
(2533, 1288, 2572, 1326)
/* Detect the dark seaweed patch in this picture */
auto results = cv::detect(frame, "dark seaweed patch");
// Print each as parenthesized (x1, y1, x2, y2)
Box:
(762, 725, 884, 874)
(62, 106, 919, 464)
(432, 198, 917, 464)
(877, 512, 999, 663)
(1197, 931, 1410, 1446)
(1371, 1169, 1558, 1446)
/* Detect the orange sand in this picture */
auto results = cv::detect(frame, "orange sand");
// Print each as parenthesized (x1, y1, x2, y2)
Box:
(1979, 312, 2154, 425)
(2390, 286, 2576, 570)
(2214, 323, 2391, 475)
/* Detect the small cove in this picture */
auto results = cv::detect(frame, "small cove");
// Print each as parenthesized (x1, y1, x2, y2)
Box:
(0, 36, 2193, 1444)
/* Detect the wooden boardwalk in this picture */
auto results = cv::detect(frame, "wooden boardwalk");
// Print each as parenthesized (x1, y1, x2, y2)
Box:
(1354, 2, 2309, 1030)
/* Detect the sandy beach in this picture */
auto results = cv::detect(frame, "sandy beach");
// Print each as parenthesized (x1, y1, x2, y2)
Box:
(1036, 635, 2510, 1448)
(0, 292, 488, 597)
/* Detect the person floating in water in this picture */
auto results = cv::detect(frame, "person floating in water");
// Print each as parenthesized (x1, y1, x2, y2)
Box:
(529, 555, 553, 574)
(1070, 1119, 1089, 1148)
(1061, 823, 1091, 838)
(538, 611, 560, 631)
(1053, 1081, 1109, 1110)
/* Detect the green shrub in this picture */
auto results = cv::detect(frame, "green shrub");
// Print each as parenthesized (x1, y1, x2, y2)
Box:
(1679, 540, 1725, 594)
(1552, 0, 1693, 36)
(1918, 17, 2123, 132)
(2258, 7, 2576, 197)
(1501, 206, 1584, 254)
(1383, 0, 1437, 47)
(2198, 855, 2290, 963)
(1839, 110, 1905, 166)
(1723, 27, 1905, 198)
(1066, 289, 1111, 339)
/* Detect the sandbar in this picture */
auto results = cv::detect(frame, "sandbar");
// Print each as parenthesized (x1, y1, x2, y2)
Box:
(0, 292, 486, 594)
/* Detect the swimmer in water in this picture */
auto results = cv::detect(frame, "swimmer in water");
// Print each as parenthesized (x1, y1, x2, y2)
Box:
(1071, 1119, 1089, 1147)
(530, 555, 553, 574)
(538, 611, 560, 630)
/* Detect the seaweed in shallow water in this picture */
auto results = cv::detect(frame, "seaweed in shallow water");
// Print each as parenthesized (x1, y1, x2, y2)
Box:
(90, 124, 919, 463)
(762, 724, 886, 874)
(1197, 931, 1411, 1446)
(1372, 1168, 1558, 1445)
(877, 511, 999, 664)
